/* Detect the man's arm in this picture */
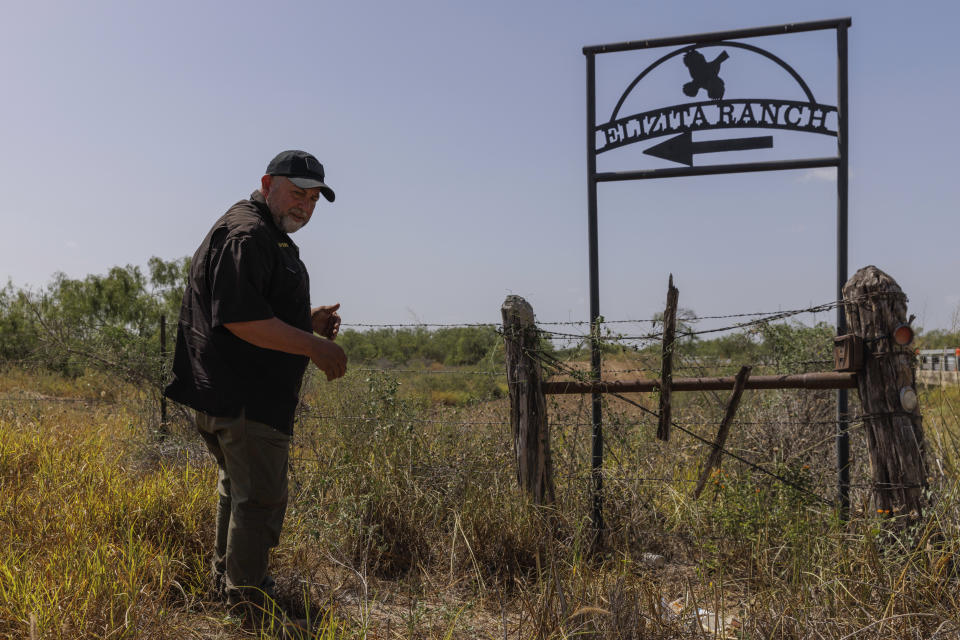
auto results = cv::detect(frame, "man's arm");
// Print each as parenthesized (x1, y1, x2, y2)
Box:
(224, 317, 347, 381)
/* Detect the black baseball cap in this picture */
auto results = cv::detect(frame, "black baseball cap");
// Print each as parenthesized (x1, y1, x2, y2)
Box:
(266, 150, 335, 202)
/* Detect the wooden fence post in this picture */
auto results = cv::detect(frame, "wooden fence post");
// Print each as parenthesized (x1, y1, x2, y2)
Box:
(693, 365, 751, 499)
(843, 266, 928, 520)
(502, 295, 555, 505)
(657, 274, 679, 441)
(160, 313, 168, 435)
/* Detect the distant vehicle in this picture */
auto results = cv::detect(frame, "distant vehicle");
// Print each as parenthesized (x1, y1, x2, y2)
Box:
(916, 348, 960, 386)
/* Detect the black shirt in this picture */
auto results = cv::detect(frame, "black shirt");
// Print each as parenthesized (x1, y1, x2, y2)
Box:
(164, 191, 312, 434)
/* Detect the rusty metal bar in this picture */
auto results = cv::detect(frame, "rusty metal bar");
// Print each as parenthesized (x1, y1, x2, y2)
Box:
(543, 371, 857, 395)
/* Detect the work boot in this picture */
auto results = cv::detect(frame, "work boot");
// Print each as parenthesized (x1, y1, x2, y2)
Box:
(233, 606, 313, 639)
(209, 569, 226, 602)
(226, 587, 314, 639)
(275, 616, 313, 639)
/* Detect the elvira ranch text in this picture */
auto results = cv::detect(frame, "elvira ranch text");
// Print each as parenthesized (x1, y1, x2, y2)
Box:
(597, 98, 837, 153)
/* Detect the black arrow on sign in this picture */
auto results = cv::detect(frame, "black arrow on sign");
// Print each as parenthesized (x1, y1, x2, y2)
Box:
(643, 131, 773, 166)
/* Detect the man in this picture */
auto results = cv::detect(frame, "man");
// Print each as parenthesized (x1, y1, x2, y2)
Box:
(164, 150, 347, 618)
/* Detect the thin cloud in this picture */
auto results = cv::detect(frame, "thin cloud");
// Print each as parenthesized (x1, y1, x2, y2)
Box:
(798, 168, 837, 183)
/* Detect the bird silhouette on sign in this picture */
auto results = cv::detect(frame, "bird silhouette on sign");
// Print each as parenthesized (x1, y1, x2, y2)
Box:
(682, 49, 729, 100)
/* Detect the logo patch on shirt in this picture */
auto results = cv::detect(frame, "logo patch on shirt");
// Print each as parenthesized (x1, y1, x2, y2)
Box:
(278, 242, 290, 248)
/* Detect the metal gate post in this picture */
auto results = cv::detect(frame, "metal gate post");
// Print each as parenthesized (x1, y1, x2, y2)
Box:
(586, 51, 604, 543)
(836, 23, 850, 517)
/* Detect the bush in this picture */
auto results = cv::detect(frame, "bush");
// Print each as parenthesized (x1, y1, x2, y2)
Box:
(338, 325, 502, 366)
(0, 257, 189, 384)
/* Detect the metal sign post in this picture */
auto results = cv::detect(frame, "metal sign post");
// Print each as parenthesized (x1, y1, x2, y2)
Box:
(583, 18, 852, 540)
(835, 24, 850, 516)
(585, 53, 605, 540)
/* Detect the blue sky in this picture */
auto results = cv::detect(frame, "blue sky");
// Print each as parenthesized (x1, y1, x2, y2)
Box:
(2, 1, 958, 332)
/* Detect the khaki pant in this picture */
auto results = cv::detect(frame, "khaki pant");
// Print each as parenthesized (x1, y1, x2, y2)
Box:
(196, 410, 290, 605)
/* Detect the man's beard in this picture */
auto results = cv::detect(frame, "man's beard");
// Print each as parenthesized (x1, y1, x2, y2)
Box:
(273, 210, 307, 234)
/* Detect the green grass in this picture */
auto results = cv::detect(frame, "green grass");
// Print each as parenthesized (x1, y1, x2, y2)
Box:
(1, 365, 960, 638)
(0, 398, 211, 637)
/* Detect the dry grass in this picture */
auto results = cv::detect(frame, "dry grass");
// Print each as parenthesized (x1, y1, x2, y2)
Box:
(0, 391, 215, 638)
(1, 363, 960, 638)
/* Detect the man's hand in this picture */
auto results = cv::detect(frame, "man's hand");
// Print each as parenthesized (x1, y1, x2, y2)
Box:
(311, 303, 341, 340)
(309, 338, 347, 381)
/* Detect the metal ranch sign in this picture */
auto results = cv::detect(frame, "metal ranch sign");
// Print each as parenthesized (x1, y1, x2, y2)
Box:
(596, 43, 839, 164)
(580, 18, 853, 535)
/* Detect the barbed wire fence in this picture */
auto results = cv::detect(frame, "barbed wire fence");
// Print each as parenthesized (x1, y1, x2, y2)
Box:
(0, 293, 942, 533)
(589, 305, 834, 505)
(500, 294, 939, 537)
(275, 298, 892, 541)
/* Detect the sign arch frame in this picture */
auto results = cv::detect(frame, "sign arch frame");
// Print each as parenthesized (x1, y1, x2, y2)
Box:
(581, 18, 852, 541)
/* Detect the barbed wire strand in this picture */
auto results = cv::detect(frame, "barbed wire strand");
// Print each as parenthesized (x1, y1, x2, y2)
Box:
(522, 341, 836, 506)
(339, 299, 852, 330)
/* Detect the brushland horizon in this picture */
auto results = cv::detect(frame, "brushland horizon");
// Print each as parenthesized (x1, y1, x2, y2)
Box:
(1, 260, 959, 638)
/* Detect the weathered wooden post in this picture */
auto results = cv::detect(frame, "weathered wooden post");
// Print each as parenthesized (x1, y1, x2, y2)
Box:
(693, 365, 751, 499)
(502, 295, 555, 505)
(843, 266, 928, 520)
(657, 275, 679, 442)
(160, 313, 168, 434)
